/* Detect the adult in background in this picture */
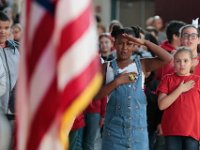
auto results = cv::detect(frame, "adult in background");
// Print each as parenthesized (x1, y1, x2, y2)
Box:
(151, 16, 166, 44)
(180, 24, 200, 74)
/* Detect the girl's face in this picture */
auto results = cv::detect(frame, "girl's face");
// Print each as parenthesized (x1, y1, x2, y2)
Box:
(99, 36, 113, 54)
(12, 26, 22, 41)
(180, 27, 200, 52)
(174, 51, 192, 76)
(114, 35, 136, 60)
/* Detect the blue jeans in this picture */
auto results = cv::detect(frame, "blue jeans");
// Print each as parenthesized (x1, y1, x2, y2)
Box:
(83, 113, 101, 150)
(166, 136, 199, 150)
(69, 128, 83, 150)
(154, 135, 166, 150)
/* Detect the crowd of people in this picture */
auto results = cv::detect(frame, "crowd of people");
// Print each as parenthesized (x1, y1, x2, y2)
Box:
(0, 1, 200, 150)
(69, 15, 200, 150)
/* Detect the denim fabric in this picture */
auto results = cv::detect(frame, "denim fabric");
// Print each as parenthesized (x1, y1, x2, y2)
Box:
(102, 57, 149, 150)
(83, 113, 101, 150)
(166, 136, 199, 150)
(69, 128, 83, 150)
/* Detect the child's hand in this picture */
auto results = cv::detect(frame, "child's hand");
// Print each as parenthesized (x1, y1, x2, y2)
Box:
(156, 124, 163, 136)
(99, 118, 104, 128)
(116, 72, 137, 85)
(179, 80, 195, 93)
(122, 33, 145, 45)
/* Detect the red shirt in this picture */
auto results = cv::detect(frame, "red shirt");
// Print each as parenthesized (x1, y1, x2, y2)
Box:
(160, 41, 175, 53)
(156, 41, 175, 80)
(71, 97, 107, 131)
(156, 54, 200, 81)
(156, 61, 174, 81)
(85, 97, 107, 118)
(71, 114, 85, 131)
(157, 73, 200, 140)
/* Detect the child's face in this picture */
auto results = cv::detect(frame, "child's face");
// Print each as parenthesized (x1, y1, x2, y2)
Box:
(0, 20, 11, 44)
(180, 27, 200, 52)
(99, 36, 113, 54)
(12, 26, 22, 41)
(114, 35, 136, 60)
(174, 51, 192, 76)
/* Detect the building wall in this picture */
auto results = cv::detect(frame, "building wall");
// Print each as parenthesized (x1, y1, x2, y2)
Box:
(93, 0, 155, 29)
(119, 0, 155, 28)
(155, 0, 200, 24)
(93, 0, 111, 29)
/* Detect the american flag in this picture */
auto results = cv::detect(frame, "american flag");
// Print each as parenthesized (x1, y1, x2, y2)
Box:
(16, 0, 102, 149)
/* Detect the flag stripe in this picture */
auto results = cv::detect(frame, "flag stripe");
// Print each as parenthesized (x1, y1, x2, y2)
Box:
(17, 0, 102, 149)
(28, 40, 56, 119)
(38, 120, 61, 150)
(55, 0, 91, 40)
(57, 3, 92, 59)
(25, 0, 31, 46)
(27, 13, 55, 81)
(59, 56, 100, 111)
(29, 44, 56, 119)
(27, 55, 99, 150)
(26, 78, 58, 150)
(27, 56, 100, 150)
(59, 72, 102, 148)
(16, 46, 29, 150)
(57, 22, 98, 90)
(27, 2, 46, 52)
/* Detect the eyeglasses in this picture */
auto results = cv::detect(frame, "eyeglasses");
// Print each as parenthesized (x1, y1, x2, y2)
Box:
(181, 33, 199, 40)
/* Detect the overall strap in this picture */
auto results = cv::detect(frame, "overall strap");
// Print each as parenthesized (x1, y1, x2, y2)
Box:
(134, 55, 142, 76)
(110, 59, 119, 77)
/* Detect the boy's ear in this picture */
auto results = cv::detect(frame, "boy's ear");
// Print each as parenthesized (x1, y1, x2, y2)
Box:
(173, 34, 179, 40)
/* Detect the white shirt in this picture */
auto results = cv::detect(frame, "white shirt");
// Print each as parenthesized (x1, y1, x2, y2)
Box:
(106, 61, 145, 89)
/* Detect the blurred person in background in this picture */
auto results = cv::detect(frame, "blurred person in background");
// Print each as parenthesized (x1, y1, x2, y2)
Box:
(146, 16, 154, 27)
(99, 33, 116, 62)
(69, 114, 85, 150)
(108, 20, 123, 33)
(146, 26, 158, 40)
(156, 20, 186, 80)
(11, 23, 22, 42)
(180, 24, 200, 74)
(152, 16, 167, 44)
(97, 23, 106, 37)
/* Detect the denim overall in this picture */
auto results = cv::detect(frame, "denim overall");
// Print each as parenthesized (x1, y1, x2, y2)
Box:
(102, 57, 149, 150)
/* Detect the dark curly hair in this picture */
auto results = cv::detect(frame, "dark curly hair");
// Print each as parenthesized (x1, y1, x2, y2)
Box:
(111, 26, 141, 39)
